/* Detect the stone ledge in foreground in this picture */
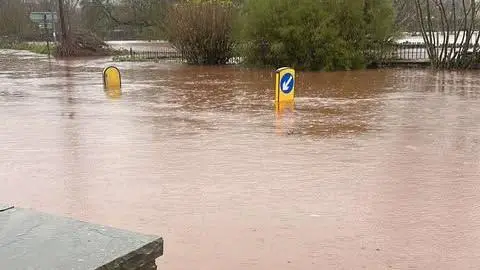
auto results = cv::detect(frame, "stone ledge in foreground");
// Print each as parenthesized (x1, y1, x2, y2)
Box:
(0, 204, 163, 270)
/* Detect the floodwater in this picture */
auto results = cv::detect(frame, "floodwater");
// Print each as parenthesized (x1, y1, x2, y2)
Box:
(1, 49, 480, 270)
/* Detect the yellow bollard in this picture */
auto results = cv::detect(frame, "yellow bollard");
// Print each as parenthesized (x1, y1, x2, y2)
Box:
(274, 67, 296, 135)
(103, 66, 122, 89)
(274, 67, 295, 112)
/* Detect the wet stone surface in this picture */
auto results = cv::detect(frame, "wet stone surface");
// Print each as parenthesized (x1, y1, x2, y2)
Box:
(0, 206, 163, 270)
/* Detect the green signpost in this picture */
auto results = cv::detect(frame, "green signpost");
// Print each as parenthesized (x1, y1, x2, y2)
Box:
(29, 12, 58, 24)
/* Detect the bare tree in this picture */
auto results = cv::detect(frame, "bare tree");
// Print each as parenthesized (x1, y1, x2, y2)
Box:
(394, 0, 418, 31)
(56, 0, 112, 56)
(0, 0, 35, 39)
(87, 0, 172, 37)
(414, 0, 480, 69)
(166, 1, 235, 65)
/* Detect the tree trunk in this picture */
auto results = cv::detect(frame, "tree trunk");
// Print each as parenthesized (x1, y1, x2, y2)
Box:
(58, 0, 68, 42)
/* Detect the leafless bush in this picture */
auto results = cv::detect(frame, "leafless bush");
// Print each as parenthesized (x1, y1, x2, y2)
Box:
(414, 0, 480, 69)
(166, 2, 235, 65)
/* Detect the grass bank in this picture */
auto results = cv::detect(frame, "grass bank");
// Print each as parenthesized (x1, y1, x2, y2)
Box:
(0, 41, 54, 55)
(0, 40, 125, 57)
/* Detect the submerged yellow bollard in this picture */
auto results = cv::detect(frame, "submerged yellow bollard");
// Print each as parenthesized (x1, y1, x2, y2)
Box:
(105, 87, 122, 99)
(103, 66, 122, 89)
(274, 67, 295, 112)
(275, 100, 295, 135)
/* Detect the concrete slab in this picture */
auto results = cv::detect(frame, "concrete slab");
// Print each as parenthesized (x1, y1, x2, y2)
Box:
(0, 206, 163, 270)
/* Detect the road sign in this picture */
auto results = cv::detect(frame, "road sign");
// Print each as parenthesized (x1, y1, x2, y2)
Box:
(274, 67, 295, 110)
(280, 73, 294, 94)
(29, 12, 58, 24)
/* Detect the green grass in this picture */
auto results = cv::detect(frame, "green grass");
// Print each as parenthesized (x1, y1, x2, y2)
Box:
(0, 41, 54, 55)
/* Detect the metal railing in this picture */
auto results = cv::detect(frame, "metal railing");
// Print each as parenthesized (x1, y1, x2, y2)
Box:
(122, 43, 478, 64)
(392, 43, 430, 60)
(379, 43, 479, 62)
(127, 47, 183, 60)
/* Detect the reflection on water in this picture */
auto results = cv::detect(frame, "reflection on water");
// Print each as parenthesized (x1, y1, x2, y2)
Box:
(1, 50, 480, 270)
(104, 87, 122, 99)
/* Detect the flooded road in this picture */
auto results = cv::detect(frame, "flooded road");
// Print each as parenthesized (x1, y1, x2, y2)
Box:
(1, 50, 480, 269)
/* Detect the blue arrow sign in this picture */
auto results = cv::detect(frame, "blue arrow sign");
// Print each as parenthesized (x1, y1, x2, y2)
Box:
(280, 73, 294, 94)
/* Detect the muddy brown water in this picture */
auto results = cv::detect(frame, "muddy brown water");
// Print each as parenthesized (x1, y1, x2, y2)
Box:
(1, 50, 480, 269)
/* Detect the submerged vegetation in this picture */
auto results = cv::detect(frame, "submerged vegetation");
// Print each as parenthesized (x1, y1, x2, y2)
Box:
(162, 0, 395, 70)
(236, 0, 395, 71)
